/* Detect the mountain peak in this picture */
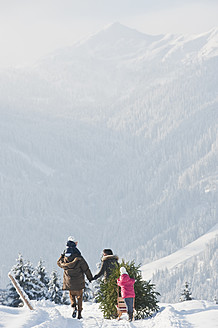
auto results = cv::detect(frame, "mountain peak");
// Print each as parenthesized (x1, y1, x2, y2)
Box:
(90, 21, 160, 42)
(102, 21, 143, 35)
(72, 22, 163, 59)
(103, 21, 127, 31)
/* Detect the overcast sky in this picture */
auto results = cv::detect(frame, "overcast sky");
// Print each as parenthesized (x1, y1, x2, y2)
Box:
(0, 0, 218, 67)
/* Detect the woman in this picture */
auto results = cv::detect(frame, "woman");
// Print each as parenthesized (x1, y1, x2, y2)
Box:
(92, 249, 119, 281)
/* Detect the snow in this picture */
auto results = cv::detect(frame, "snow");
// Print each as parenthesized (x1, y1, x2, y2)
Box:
(141, 224, 218, 281)
(0, 300, 218, 327)
(0, 23, 217, 300)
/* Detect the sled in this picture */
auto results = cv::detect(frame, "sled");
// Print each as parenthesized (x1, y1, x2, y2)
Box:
(116, 289, 135, 320)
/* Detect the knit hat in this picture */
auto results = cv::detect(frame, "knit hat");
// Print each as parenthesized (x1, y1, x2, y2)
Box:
(68, 236, 76, 242)
(120, 267, 128, 275)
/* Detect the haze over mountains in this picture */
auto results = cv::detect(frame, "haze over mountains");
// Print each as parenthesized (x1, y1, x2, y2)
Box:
(0, 23, 217, 300)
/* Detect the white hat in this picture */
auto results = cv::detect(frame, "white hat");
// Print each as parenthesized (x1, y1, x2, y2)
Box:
(120, 267, 128, 275)
(68, 236, 76, 242)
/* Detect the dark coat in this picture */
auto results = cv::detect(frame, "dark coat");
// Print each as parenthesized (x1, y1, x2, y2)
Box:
(57, 254, 93, 291)
(94, 254, 119, 280)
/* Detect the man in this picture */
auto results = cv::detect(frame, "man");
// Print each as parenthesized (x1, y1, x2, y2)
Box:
(57, 236, 93, 319)
(92, 249, 119, 281)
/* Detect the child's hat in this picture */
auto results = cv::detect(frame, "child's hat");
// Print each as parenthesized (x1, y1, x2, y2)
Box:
(68, 236, 76, 242)
(120, 267, 128, 275)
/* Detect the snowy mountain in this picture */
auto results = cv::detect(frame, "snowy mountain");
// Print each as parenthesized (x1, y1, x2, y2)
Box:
(0, 23, 217, 301)
(141, 224, 218, 281)
(141, 225, 218, 302)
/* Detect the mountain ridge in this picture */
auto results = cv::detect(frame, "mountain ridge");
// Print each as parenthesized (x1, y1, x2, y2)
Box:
(0, 25, 217, 301)
(141, 223, 218, 281)
(37, 23, 218, 66)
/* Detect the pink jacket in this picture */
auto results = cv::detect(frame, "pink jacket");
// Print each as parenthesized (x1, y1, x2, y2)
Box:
(117, 274, 135, 298)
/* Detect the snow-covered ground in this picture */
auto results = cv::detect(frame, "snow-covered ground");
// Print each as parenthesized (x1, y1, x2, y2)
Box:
(0, 300, 218, 328)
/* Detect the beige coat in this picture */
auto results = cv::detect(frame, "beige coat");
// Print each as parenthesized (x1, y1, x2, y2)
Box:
(57, 255, 93, 291)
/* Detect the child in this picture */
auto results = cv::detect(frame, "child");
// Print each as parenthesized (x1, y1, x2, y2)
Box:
(117, 267, 135, 321)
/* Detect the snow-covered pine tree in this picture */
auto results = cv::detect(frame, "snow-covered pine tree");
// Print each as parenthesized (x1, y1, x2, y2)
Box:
(83, 280, 93, 301)
(180, 282, 192, 301)
(6, 253, 25, 307)
(35, 259, 50, 300)
(96, 260, 160, 319)
(92, 276, 101, 302)
(22, 260, 44, 300)
(6, 254, 46, 306)
(0, 289, 7, 305)
(48, 270, 63, 304)
(92, 261, 102, 301)
(62, 291, 70, 305)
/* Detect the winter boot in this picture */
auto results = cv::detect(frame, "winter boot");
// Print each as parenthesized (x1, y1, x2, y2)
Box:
(72, 304, 77, 318)
(77, 310, 82, 319)
(128, 312, 133, 322)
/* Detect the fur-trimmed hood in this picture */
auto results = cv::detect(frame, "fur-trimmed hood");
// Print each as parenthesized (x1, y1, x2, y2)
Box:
(102, 254, 119, 262)
(93, 254, 119, 281)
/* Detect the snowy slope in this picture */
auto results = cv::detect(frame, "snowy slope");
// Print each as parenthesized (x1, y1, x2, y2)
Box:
(141, 224, 218, 281)
(0, 23, 217, 298)
(0, 300, 218, 328)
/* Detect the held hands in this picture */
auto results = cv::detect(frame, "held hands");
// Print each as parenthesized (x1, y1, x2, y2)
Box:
(88, 276, 96, 283)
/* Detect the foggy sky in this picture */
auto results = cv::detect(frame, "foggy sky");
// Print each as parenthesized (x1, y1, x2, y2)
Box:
(0, 0, 217, 67)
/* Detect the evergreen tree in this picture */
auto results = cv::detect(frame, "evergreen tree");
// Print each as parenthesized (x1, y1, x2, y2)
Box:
(83, 280, 93, 301)
(92, 277, 101, 302)
(180, 282, 192, 301)
(0, 289, 7, 306)
(6, 254, 46, 306)
(62, 291, 70, 305)
(48, 270, 63, 304)
(35, 259, 50, 300)
(6, 253, 25, 307)
(96, 260, 160, 320)
(22, 260, 44, 300)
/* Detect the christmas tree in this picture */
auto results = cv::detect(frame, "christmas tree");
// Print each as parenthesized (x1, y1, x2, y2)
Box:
(96, 260, 160, 319)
